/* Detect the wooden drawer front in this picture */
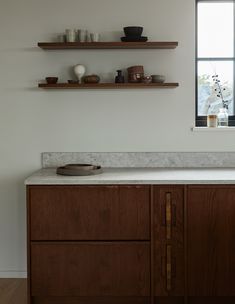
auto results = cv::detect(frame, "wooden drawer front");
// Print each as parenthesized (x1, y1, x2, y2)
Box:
(31, 242, 150, 297)
(29, 186, 150, 240)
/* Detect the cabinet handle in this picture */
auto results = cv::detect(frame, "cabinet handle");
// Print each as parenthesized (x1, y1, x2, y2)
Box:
(166, 192, 172, 240)
(166, 245, 172, 291)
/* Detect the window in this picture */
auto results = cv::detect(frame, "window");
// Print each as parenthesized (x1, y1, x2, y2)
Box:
(196, 0, 235, 126)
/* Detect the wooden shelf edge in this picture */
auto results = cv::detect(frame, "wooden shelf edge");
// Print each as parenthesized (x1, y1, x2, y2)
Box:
(37, 41, 178, 50)
(38, 83, 179, 89)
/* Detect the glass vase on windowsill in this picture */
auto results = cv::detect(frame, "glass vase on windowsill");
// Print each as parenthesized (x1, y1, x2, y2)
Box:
(212, 74, 229, 127)
(217, 108, 229, 127)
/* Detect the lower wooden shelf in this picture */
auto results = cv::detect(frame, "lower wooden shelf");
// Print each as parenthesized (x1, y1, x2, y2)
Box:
(38, 83, 179, 89)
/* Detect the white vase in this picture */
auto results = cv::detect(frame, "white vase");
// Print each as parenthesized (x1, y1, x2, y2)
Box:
(74, 64, 86, 82)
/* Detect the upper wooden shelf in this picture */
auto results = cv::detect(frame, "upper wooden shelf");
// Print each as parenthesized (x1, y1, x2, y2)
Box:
(37, 41, 178, 50)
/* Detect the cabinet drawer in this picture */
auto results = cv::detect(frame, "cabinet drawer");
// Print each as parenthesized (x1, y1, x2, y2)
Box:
(28, 186, 150, 240)
(31, 242, 150, 297)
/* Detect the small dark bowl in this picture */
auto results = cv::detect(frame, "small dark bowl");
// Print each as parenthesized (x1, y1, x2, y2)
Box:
(46, 77, 58, 84)
(124, 26, 143, 37)
(68, 80, 79, 84)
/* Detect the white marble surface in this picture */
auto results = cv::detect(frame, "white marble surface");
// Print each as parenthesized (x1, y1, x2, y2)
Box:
(42, 152, 235, 168)
(25, 168, 235, 185)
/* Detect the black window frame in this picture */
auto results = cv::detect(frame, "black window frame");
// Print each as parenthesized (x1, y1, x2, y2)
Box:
(196, 0, 235, 126)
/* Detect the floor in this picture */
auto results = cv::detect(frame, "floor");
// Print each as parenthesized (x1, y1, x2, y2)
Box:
(0, 279, 27, 304)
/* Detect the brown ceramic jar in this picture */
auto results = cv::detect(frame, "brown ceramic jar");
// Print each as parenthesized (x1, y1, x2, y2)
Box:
(128, 73, 144, 83)
(127, 66, 144, 74)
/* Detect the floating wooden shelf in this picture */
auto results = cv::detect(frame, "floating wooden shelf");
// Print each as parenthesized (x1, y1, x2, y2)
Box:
(38, 83, 179, 89)
(38, 41, 178, 50)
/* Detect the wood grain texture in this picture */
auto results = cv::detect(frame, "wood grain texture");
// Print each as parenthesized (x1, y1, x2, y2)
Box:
(0, 279, 27, 304)
(154, 296, 184, 304)
(153, 186, 184, 297)
(32, 296, 150, 304)
(187, 186, 235, 297)
(38, 83, 179, 89)
(187, 297, 235, 304)
(31, 242, 150, 297)
(29, 185, 150, 241)
(37, 41, 178, 50)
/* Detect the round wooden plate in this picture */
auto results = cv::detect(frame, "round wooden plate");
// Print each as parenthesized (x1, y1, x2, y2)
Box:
(56, 164, 103, 176)
(63, 164, 96, 171)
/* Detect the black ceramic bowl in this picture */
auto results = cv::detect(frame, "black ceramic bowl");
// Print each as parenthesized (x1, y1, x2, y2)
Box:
(46, 77, 58, 84)
(124, 26, 143, 37)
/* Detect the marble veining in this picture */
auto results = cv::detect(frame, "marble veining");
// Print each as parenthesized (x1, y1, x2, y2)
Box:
(42, 152, 235, 168)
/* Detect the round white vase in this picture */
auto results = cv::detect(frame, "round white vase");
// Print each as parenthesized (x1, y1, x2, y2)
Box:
(74, 64, 86, 82)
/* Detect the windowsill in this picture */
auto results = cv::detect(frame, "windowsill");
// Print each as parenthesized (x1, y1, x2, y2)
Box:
(192, 127, 235, 132)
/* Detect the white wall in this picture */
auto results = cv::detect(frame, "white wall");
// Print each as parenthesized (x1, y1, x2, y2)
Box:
(0, 0, 235, 277)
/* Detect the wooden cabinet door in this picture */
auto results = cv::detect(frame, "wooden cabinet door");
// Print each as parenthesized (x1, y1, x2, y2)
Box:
(153, 186, 185, 304)
(31, 242, 150, 297)
(187, 186, 235, 298)
(29, 185, 150, 241)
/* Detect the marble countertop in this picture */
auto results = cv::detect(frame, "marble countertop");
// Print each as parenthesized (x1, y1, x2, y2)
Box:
(25, 168, 235, 185)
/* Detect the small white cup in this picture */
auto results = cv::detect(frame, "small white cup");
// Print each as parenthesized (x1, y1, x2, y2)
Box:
(78, 30, 88, 42)
(65, 29, 76, 42)
(58, 34, 66, 42)
(90, 33, 100, 42)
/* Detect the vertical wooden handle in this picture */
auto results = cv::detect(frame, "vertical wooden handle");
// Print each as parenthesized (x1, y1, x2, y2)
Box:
(166, 193, 172, 240)
(166, 245, 172, 291)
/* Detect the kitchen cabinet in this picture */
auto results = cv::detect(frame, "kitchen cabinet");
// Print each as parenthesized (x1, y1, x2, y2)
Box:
(27, 185, 151, 304)
(27, 184, 235, 304)
(187, 186, 235, 303)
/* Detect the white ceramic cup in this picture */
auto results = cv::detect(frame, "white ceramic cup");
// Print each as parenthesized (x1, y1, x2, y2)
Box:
(78, 30, 88, 42)
(90, 33, 100, 42)
(58, 34, 66, 42)
(65, 29, 76, 42)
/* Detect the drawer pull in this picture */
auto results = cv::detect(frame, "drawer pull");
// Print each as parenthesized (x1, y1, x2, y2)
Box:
(166, 193, 172, 240)
(166, 245, 172, 291)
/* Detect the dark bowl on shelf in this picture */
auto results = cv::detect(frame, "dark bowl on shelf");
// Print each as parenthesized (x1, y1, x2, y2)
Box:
(46, 77, 58, 84)
(68, 80, 79, 84)
(124, 26, 143, 37)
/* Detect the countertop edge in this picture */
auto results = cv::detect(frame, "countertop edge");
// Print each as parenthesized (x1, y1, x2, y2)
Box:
(24, 168, 235, 185)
